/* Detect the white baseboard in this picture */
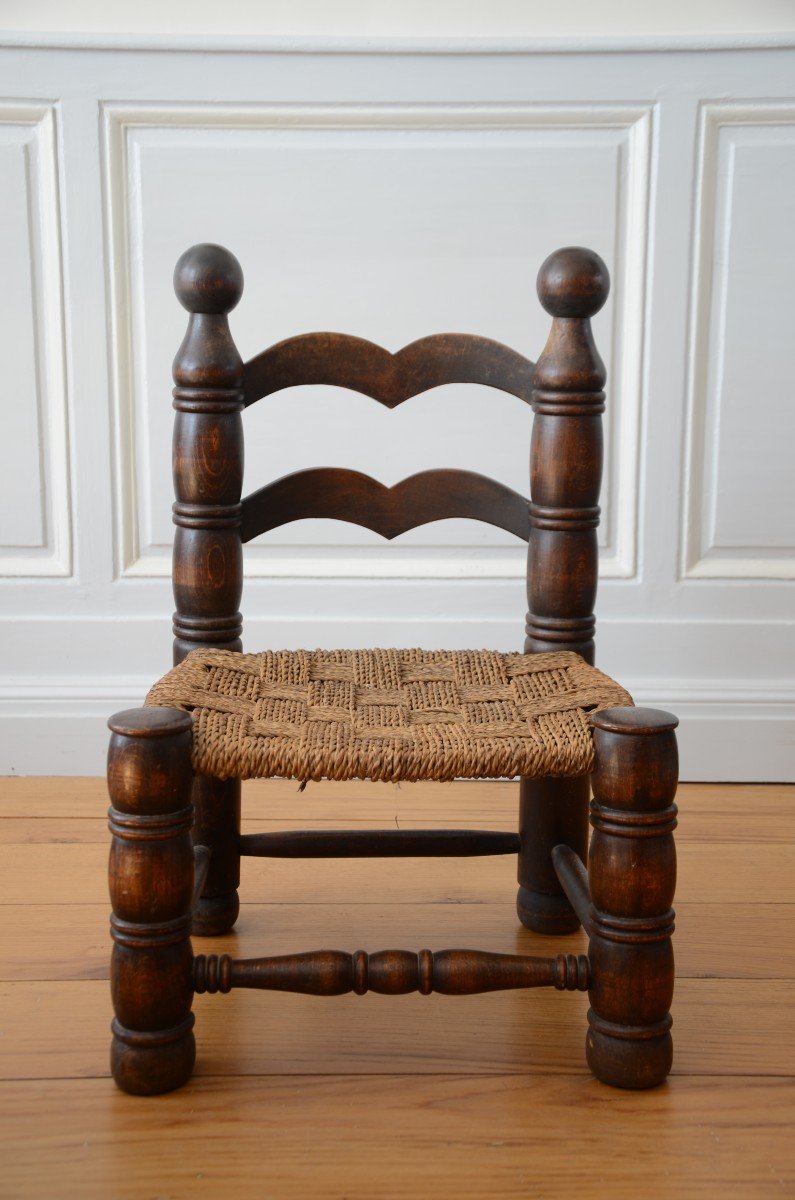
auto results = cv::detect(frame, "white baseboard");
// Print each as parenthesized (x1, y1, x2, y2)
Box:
(1, 676, 792, 780)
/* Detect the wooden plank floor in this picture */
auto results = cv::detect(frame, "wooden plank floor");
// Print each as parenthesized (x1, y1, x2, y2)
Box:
(0, 778, 793, 1198)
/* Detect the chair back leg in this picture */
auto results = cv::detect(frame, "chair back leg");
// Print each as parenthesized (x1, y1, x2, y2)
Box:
(172, 244, 246, 936)
(518, 247, 609, 933)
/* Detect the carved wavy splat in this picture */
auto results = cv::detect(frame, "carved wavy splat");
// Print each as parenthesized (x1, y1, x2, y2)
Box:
(242, 332, 535, 408)
(240, 468, 530, 542)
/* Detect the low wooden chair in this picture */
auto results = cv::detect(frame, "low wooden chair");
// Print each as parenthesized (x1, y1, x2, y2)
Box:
(107, 244, 678, 1096)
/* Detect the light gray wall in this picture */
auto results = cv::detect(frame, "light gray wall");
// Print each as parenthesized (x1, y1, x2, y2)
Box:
(0, 33, 793, 777)
(2, 0, 794, 38)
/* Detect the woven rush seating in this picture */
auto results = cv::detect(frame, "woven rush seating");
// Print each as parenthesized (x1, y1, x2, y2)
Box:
(146, 647, 632, 784)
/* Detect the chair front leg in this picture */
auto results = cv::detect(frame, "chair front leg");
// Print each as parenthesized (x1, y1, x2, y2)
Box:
(108, 707, 196, 1095)
(586, 707, 678, 1089)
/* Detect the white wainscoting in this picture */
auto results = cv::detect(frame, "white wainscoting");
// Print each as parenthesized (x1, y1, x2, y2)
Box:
(104, 101, 650, 581)
(0, 38, 793, 778)
(0, 102, 70, 578)
(683, 101, 795, 580)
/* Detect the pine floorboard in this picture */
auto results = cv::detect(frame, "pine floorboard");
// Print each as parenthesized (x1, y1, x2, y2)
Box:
(0, 778, 793, 1198)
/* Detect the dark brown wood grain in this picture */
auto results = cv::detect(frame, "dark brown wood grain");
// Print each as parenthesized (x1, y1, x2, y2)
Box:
(103, 240, 680, 1096)
(171, 245, 245, 664)
(586, 706, 678, 1089)
(525, 245, 608, 663)
(516, 775, 590, 936)
(517, 247, 609, 938)
(551, 843, 593, 934)
(239, 828, 521, 858)
(242, 332, 535, 408)
(172, 244, 245, 937)
(192, 844, 212, 912)
(188, 774, 240, 936)
(107, 707, 196, 1095)
(240, 468, 530, 542)
(193, 949, 590, 996)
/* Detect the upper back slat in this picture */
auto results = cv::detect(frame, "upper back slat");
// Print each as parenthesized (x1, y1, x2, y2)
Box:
(242, 332, 535, 408)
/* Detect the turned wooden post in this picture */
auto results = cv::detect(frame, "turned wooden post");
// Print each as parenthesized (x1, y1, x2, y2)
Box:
(108, 707, 196, 1095)
(587, 707, 678, 1089)
(172, 243, 244, 935)
(517, 247, 609, 934)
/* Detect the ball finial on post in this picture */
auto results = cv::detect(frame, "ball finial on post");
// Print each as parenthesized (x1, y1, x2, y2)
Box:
(174, 243, 244, 315)
(536, 246, 609, 319)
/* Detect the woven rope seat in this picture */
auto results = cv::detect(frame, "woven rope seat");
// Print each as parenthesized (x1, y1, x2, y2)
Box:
(146, 647, 632, 784)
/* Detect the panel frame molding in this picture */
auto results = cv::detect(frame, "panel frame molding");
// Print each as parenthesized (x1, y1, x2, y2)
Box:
(681, 99, 795, 581)
(102, 100, 652, 582)
(0, 100, 71, 578)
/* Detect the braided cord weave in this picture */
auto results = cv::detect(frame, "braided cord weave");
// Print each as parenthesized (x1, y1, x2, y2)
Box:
(145, 648, 632, 784)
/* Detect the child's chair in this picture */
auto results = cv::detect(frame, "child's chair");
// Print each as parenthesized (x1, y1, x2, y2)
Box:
(107, 244, 678, 1095)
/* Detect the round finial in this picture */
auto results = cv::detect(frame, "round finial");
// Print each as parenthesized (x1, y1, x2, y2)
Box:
(174, 244, 243, 315)
(537, 247, 609, 319)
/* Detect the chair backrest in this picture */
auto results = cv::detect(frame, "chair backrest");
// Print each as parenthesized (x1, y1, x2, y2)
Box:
(240, 329, 535, 544)
(170, 243, 608, 668)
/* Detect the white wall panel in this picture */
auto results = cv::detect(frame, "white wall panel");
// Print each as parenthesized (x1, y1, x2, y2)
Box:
(105, 104, 649, 581)
(0, 103, 70, 576)
(684, 103, 795, 579)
